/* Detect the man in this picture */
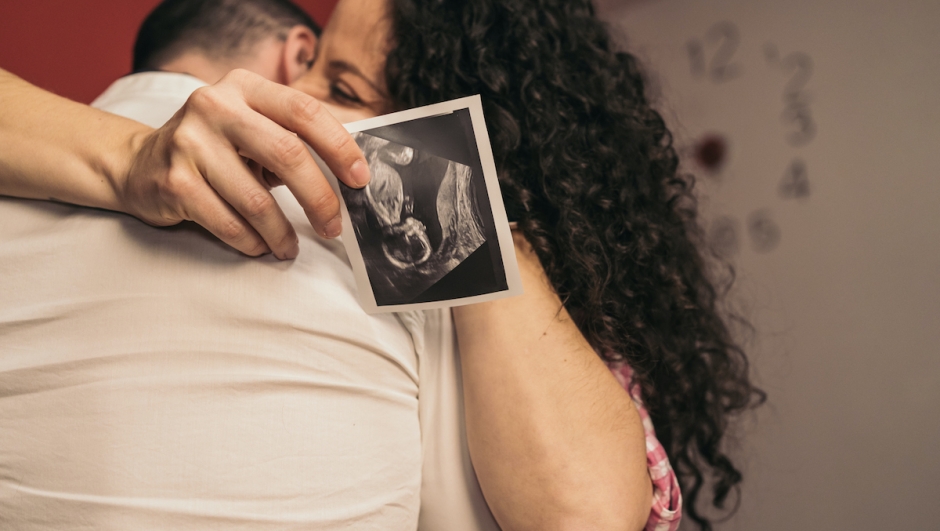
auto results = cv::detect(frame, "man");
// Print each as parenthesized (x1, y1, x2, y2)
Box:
(0, 1, 481, 529)
(0, 1, 501, 529)
(93, 0, 320, 128)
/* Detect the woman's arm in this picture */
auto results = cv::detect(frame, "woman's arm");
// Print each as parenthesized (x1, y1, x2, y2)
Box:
(0, 68, 148, 212)
(0, 68, 369, 259)
(454, 233, 652, 531)
(0, 67, 649, 528)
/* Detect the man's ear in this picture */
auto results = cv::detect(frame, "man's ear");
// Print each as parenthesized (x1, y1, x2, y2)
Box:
(280, 25, 318, 85)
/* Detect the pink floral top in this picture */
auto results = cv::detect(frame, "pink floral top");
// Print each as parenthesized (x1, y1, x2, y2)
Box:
(608, 362, 683, 531)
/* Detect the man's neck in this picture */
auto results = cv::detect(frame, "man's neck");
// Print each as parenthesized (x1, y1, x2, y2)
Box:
(155, 39, 286, 85)
(157, 53, 238, 85)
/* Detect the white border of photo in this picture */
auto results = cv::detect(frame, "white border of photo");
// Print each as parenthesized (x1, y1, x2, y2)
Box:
(310, 95, 523, 314)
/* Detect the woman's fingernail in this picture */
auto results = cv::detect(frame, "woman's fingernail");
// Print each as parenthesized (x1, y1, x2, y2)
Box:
(324, 216, 343, 238)
(284, 241, 299, 260)
(350, 160, 370, 187)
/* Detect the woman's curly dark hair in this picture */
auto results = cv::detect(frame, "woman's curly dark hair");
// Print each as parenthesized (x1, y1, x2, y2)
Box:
(384, 1, 765, 528)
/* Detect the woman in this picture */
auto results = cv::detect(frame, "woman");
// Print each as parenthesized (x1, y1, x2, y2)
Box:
(302, 1, 764, 529)
(0, 0, 763, 529)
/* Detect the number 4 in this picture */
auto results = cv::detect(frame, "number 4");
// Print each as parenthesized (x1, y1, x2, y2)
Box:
(778, 158, 810, 199)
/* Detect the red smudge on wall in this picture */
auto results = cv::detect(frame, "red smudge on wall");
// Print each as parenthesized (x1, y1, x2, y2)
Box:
(0, 0, 338, 103)
(693, 133, 729, 174)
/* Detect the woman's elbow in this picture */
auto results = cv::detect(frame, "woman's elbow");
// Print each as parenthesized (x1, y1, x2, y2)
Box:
(529, 478, 652, 531)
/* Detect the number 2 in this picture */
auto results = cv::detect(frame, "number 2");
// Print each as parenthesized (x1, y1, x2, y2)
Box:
(687, 21, 743, 83)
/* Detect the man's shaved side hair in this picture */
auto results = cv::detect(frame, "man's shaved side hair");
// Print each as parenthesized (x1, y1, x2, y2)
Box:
(133, 0, 321, 73)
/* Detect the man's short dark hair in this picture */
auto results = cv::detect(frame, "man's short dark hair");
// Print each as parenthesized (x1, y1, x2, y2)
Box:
(133, 0, 321, 72)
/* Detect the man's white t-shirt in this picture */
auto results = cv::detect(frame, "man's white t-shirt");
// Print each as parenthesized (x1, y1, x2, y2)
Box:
(0, 72, 498, 530)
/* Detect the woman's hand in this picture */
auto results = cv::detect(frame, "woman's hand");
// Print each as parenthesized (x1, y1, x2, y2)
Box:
(120, 69, 370, 259)
(0, 68, 368, 260)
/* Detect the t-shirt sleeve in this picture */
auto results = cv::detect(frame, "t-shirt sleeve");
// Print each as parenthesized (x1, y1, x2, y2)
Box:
(608, 362, 683, 531)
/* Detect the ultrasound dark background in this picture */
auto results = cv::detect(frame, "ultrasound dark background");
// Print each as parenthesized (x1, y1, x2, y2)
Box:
(343, 109, 509, 306)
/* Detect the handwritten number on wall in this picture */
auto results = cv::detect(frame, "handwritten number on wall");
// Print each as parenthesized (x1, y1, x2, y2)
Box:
(747, 209, 782, 253)
(783, 52, 813, 94)
(778, 158, 811, 199)
(687, 30, 820, 255)
(709, 216, 741, 257)
(687, 21, 743, 83)
(687, 40, 706, 77)
(708, 22, 743, 82)
(781, 52, 816, 146)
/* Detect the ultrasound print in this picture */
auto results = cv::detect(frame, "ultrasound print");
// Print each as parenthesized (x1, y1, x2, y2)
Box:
(342, 131, 491, 306)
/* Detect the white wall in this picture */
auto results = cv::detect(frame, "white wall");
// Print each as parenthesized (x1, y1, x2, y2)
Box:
(600, 1, 940, 529)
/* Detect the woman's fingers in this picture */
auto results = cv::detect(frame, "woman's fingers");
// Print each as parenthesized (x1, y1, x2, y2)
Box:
(190, 70, 369, 239)
(233, 70, 371, 191)
(124, 112, 283, 258)
(198, 146, 299, 259)
(177, 174, 272, 258)
(124, 69, 369, 258)
(222, 109, 343, 238)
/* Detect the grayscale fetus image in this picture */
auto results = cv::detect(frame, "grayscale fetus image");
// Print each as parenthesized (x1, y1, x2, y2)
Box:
(342, 131, 488, 306)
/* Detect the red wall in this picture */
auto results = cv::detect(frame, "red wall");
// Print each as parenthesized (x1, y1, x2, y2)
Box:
(0, 0, 337, 103)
